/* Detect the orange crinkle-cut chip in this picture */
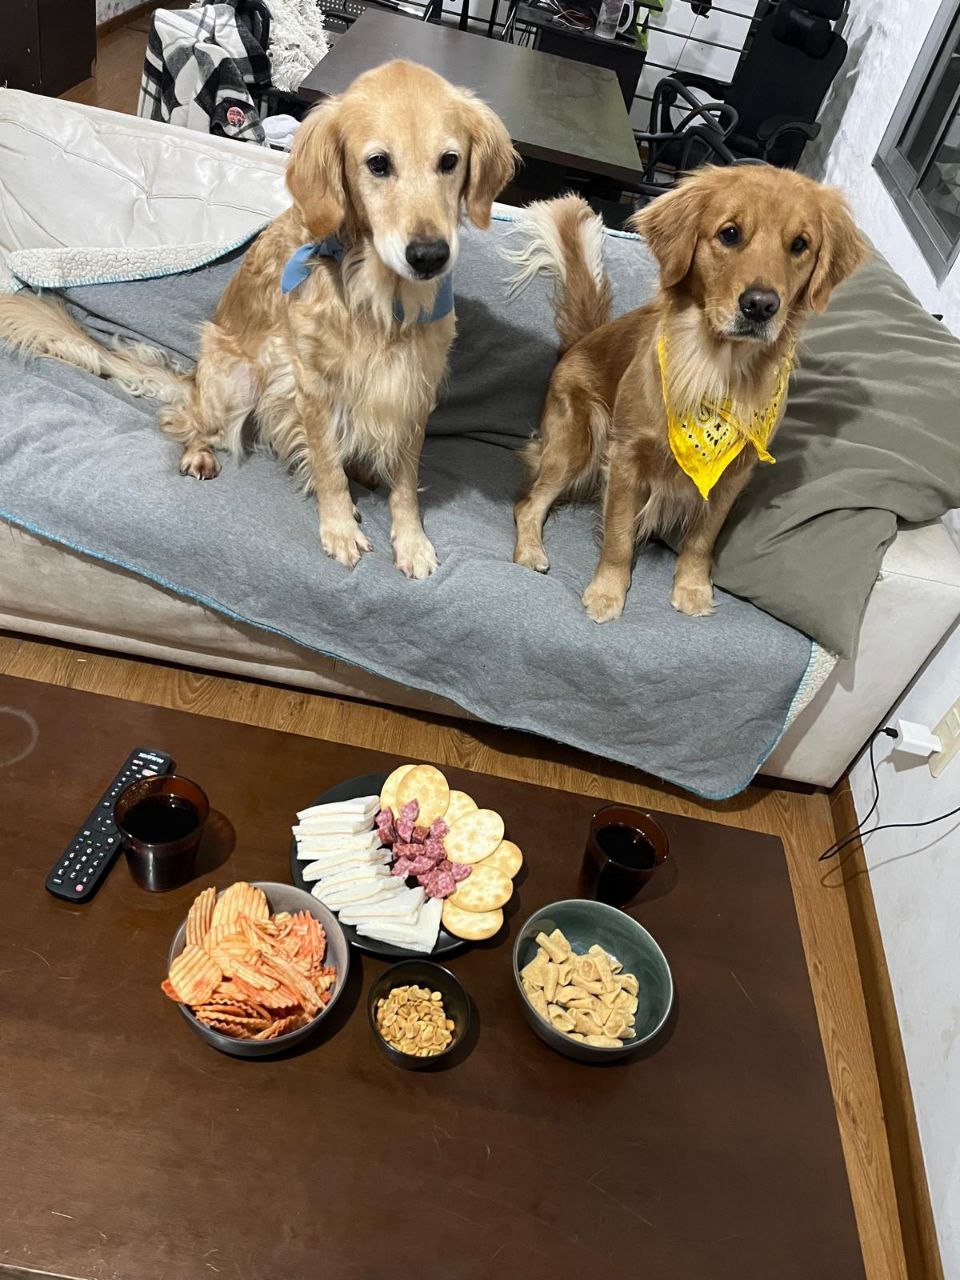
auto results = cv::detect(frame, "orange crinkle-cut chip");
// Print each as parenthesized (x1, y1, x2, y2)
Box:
(161, 883, 335, 1040)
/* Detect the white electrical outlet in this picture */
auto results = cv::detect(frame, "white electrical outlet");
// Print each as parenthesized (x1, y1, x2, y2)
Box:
(929, 699, 960, 777)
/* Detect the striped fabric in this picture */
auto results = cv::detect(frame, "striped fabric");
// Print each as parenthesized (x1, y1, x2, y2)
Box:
(138, 2, 273, 144)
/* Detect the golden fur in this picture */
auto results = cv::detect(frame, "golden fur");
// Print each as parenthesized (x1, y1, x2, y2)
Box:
(0, 61, 515, 578)
(510, 165, 867, 620)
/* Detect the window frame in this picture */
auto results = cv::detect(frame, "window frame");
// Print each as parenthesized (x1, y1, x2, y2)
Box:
(875, 0, 960, 284)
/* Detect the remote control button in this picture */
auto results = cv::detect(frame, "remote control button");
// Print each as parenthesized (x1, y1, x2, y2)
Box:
(75, 884, 85, 893)
(141, 768, 157, 777)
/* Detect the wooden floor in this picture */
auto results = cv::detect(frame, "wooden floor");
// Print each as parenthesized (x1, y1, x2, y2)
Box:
(42, 10, 939, 1278)
(63, 3, 184, 115)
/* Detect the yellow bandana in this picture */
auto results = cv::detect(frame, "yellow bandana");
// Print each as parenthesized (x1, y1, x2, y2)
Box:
(657, 334, 792, 500)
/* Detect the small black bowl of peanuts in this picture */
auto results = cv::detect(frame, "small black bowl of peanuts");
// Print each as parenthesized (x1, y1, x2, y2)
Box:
(368, 959, 471, 1069)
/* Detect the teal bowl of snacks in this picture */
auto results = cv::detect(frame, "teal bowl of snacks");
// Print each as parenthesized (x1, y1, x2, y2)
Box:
(513, 900, 673, 1062)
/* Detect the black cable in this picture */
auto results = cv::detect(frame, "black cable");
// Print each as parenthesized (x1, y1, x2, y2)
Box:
(818, 727, 894, 861)
(818, 725, 960, 861)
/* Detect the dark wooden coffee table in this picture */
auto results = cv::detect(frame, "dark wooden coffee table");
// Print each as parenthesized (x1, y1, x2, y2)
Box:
(299, 9, 645, 188)
(1, 676, 864, 1280)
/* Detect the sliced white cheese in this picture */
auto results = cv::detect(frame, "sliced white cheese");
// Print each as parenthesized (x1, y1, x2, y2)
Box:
(311, 858, 391, 882)
(312, 880, 400, 909)
(293, 812, 376, 836)
(339, 887, 425, 925)
(309, 863, 391, 890)
(295, 846, 387, 869)
(297, 795, 380, 822)
(339, 878, 406, 903)
(356, 898, 442, 952)
(315, 877, 404, 908)
(299, 853, 390, 881)
(292, 829, 381, 853)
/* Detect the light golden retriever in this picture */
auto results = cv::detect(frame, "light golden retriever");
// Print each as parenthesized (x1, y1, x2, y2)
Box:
(510, 165, 866, 620)
(0, 60, 516, 578)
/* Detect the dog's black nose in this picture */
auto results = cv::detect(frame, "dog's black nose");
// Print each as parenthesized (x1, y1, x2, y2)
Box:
(405, 238, 450, 277)
(738, 288, 780, 321)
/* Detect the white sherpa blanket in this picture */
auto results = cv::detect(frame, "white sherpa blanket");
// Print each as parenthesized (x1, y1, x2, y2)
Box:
(0, 91, 287, 294)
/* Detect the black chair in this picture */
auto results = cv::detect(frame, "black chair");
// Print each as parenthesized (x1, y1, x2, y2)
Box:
(636, 77, 739, 187)
(586, 104, 745, 227)
(651, 0, 848, 169)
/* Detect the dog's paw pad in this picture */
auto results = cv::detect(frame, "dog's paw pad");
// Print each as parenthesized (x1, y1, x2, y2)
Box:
(670, 583, 714, 617)
(180, 448, 220, 480)
(582, 583, 625, 623)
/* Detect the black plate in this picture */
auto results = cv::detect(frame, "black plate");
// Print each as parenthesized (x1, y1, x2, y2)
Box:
(289, 771, 465, 959)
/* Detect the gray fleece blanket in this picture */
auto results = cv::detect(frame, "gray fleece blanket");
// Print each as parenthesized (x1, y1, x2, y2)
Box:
(0, 220, 822, 799)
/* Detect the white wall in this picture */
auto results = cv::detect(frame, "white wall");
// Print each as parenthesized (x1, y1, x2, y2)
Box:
(807, 0, 960, 333)
(847, 624, 960, 1278)
(813, 4, 960, 1275)
(632, 0, 753, 127)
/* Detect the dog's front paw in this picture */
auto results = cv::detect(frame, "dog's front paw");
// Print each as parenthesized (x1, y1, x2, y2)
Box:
(582, 580, 626, 623)
(180, 447, 220, 480)
(393, 532, 439, 580)
(670, 581, 714, 617)
(321, 522, 373, 569)
(513, 541, 550, 573)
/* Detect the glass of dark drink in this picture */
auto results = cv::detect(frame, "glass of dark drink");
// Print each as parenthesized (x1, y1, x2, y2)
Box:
(114, 775, 209, 892)
(580, 805, 669, 908)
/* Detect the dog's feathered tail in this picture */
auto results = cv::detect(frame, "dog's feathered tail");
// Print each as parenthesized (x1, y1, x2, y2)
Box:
(0, 291, 187, 403)
(502, 195, 611, 354)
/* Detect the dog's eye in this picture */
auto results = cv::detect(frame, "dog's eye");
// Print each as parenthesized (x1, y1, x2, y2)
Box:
(366, 153, 391, 178)
(439, 151, 459, 174)
(790, 234, 809, 255)
(718, 225, 741, 246)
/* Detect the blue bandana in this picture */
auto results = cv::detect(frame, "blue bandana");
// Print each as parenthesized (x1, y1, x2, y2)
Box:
(280, 237, 454, 324)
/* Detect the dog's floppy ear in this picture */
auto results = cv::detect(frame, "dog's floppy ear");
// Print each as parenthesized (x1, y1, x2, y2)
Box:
(628, 171, 714, 289)
(459, 93, 518, 229)
(286, 100, 345, 239)
(804, 186, 868, 313)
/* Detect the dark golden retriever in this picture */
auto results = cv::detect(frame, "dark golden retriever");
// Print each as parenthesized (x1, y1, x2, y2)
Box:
(510, 165, 867, 620)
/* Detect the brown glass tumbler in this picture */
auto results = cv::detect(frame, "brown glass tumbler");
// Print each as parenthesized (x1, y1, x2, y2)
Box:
(580, 804, 669, 908)
(114, 774, 209, 892)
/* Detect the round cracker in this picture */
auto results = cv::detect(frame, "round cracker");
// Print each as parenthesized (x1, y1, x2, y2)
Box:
(443, 789, 478, 825)
(443, 809, 505, 864)
(479, 839, 523, 879)
(442, 900, 504, 941)
(396, 764, 450, 827)
(379, 763, 415, 814)
(447, 864, 513, 912)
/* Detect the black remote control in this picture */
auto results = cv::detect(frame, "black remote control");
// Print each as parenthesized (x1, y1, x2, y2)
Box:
(45, 748, 175, 902)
